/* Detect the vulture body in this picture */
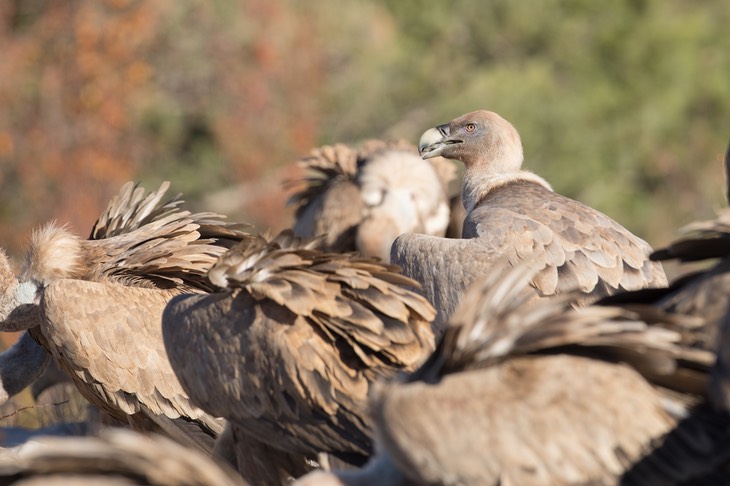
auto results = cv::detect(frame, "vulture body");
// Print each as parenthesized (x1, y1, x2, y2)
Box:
(0, 181, 251, 453)
(162, 231, 436, 482)
(290, 140, 457, 261)
(392, 110, 667, 331)
(297, 264, 724, 486)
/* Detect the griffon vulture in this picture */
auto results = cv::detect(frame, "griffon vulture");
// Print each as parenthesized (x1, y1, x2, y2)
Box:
(0, 181, 251, 453)
(392, 110, 667, 332)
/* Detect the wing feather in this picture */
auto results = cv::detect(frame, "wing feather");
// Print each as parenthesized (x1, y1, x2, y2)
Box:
(39, 279, 215, 432)
(163, 231, 435, 461)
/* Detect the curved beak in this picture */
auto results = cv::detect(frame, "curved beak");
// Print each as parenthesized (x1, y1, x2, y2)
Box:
(418, 123, 460, 159)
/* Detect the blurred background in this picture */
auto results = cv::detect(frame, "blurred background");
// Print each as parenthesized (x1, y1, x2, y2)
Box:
(1, 0, 729, 260)
(0, 0, 729, 427)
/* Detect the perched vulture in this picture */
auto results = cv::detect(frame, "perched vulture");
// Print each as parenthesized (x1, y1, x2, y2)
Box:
(289, 140, 457, 261)
(0, 181, 251, 454)
(0, 428, 247, 486)
(296, 263, 726, 486)
(162, 231, 436, 483)
(392, 110, 667, 331)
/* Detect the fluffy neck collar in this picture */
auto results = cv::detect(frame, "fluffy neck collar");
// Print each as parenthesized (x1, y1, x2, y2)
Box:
(462, 170, 553, 213)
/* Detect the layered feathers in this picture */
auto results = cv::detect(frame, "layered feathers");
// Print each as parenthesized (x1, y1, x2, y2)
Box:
(163, 230, 436, 466)
(1, 181, 252, 452)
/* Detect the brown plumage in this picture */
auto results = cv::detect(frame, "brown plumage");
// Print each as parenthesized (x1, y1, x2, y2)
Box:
(392, 110, 667, 332)
(297, 263, 719, 485)
(0, 428, 247, 486)
(0, 181, 252, 453)
(289, 140, 457, 261)
(162, 230, 436, 481)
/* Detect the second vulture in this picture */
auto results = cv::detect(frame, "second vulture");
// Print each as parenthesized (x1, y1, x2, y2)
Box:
(289, 140, 459, 262)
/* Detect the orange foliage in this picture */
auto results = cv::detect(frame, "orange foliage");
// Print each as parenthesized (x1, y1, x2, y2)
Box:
(0, 0, 327, 256)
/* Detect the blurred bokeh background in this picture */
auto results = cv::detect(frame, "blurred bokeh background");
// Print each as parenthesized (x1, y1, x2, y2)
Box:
(1, 0, 729, 258)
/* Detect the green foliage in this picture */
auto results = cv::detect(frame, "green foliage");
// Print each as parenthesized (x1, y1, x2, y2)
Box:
(323, 0, 730, 244)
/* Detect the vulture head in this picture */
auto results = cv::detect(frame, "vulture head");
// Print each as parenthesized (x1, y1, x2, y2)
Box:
(419, 110, 524, 174)
(357, 150, 451, 260)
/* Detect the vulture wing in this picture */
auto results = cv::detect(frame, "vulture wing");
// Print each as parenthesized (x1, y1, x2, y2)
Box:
(0, 428, 247, 486)
(392, 180, 666, 331)
(86, 182, 252, 292)
(38, 279, 222, 452)
(163, 231, 435, 462)
(464, 181, 666, 297)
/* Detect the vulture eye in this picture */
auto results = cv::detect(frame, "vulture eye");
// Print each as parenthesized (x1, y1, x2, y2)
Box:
(465, 123, 477, 132)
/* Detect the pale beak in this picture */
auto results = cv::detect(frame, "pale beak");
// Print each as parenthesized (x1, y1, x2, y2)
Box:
(418, 124, 460, 159)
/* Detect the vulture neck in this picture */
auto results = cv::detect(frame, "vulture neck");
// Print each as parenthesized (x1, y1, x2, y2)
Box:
(0, 330, 50, 402)
(461, 166, 553, 213)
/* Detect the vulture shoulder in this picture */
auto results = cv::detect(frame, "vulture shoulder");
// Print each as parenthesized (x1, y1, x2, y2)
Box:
(163, 231, 435, 462)
(390, 233, 528, 336)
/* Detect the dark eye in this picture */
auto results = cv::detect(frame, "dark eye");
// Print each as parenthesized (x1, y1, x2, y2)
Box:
(465, 123, 477, 132)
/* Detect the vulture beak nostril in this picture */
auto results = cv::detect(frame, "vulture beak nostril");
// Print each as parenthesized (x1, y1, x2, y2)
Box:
(436, 124, 450, 137)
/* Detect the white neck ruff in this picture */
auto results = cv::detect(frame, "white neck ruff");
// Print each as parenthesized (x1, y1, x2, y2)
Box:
(462, 170, 553, 213)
